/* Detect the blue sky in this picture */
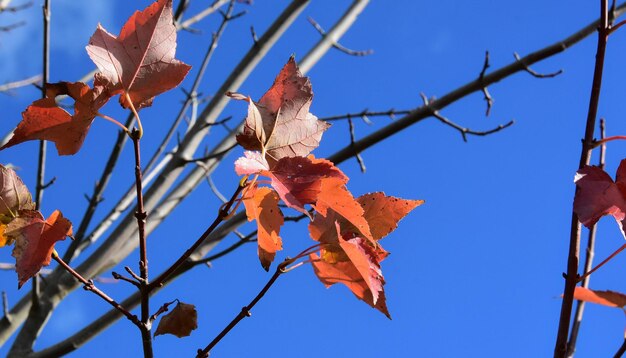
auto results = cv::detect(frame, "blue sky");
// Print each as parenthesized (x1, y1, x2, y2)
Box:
(2, 1, 626, 357)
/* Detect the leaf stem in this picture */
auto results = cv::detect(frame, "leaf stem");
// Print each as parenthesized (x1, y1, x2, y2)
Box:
(96, 113, 130, 134)
(593, 135, 626, 147)
(126, 92, 143, 138)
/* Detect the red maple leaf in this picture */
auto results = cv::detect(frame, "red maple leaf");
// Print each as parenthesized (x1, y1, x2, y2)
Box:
(1, 82, 110, 155)
(86, 0, 190, 109)
(242, 185, 284, 270)
(229, 57, 330, 164)
(573, 160, 626, 235)
(6, 210, 73, 288)
(309, 193, 422, 317)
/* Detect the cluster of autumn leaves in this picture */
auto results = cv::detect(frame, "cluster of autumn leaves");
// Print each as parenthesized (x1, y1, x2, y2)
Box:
(0, 0, 422, 328)
(230, 57, 423, 317)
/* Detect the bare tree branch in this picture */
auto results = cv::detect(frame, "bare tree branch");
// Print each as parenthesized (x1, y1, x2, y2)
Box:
(307, 16, 373, 56)
(0, 75, 42, 94)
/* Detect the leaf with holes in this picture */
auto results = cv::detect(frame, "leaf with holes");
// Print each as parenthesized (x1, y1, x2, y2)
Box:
(229, 57, 330, 163)
(1, 82, 110, 155)
(86, 0, 190, 109)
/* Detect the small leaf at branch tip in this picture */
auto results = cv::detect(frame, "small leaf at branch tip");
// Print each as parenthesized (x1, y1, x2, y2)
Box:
(154, 301, 198, 338)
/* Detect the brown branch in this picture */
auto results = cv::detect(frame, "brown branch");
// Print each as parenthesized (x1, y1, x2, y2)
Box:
(513, 52, 563, 78)
(555, 1, 610, 357)
(566, 119, 606, 357)
(307, 16, 373, 56)
(51, 254, 141, 328)
(0, 75, 40, 93)
(147, 180, 247, 291)
(129, 129, 152, 358)
(419, 93, 514, 142)
(347, 117, 366, 172)
(321, 109, 409, 122)
(478, 50, 493, 116)
(196, 258, 291, 357)
(615, 338, 626, 357)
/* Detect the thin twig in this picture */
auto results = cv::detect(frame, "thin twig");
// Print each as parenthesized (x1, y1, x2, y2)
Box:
(567, 119, 606, 357)
(555, 2, 610, 357)
(62, 113, 135, 263)
(2, 292, 9, 323)
(513, 52, 563, 78)
(51, 253, 141, 328)
(130, 128, 152, 358)
(147, 179, 247, 291)
(347, 117, 366, 172)
(321, 109, 409, 122)
(478, 50, 493, 116)
(177, 0, 230, 30)
(419, 93, 514, 142)
(190, 232, 257, 267)
(0, 0, 32, 13)
(307, 16, 373, 56)
(615, 338, 626, 358)
(0, 75, 41, 93)
(196, 258, 292, 357)
(206, 174, 228, 203)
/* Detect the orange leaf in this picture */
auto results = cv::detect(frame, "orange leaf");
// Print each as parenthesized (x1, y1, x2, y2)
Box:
(86, 0, 190, 109)
(309, 192, 421, 317)
(357, 193, 424, 241)
(243, 185, 284, 270)
(7, 210, 72, 288)
(313, 177, 372, 242)
(230, 57, 330, 163)
(1, 82, 110, 155)
(573, 287, 626, 308)
(154, 301, 198, 338)
(311, 242, 391, 319)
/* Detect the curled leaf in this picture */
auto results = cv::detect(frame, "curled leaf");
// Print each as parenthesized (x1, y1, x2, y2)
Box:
(154, 301, 198, 338)
(0, 164, 34, 218)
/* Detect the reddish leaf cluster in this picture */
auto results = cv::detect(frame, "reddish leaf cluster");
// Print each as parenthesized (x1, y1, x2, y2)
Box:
(1, 0, 190, 156)
(232, 58, 423, 317)
(0, 165, 72, 288)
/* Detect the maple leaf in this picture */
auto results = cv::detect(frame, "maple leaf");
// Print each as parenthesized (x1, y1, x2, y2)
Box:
(573, 161, 626, 235)
(229, 57, 330, 163)
(154, 301, 198, 338)
(572, 287, 626, 308)
(242, 185, 284, 270)
(1, 82, 110, 156)
(308, 192, 422, 317)
(86, 0, 190, 109)
(266, 156, 347, 216)
(7, 210, 72, 288)
(0, 164, 34, 220)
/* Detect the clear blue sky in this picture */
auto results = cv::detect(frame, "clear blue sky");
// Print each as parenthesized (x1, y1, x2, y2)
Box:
(2, 1, 626, 357)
